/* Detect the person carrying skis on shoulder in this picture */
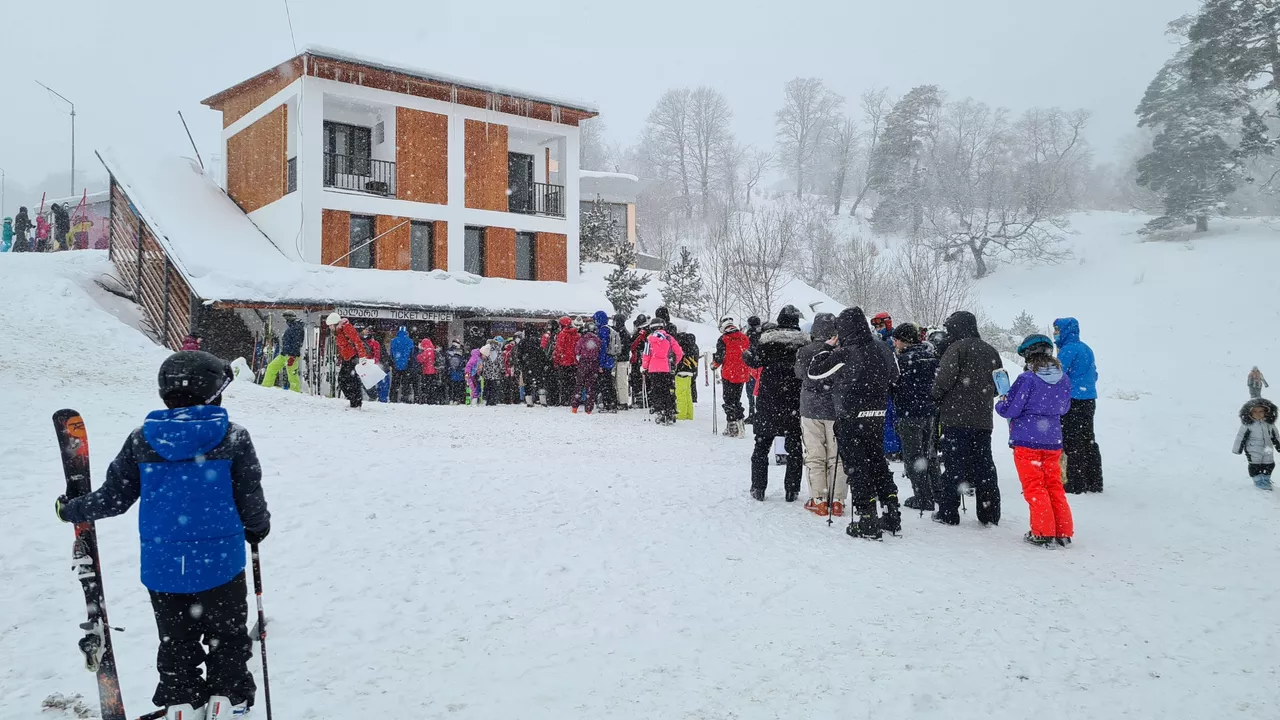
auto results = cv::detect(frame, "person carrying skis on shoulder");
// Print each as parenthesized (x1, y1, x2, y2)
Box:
(1233, 397, 1280, 491)
(808, 307, 900, 538)
(795, 312, 845, 516)
(744, 306, 808, 502)
(641, 318, 684, 425)
(714, 317, 751, 437)
(891, 322, 940, 512)
(996, 335, 1075, 546)
(326, 313, 369, 408)
(260, 311, 305, 392)
(55, 351, 270, 720)
(1053, 317, 1104, 494)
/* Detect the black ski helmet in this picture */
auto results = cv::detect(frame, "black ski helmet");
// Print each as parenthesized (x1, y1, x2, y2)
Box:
(158, 351, 234, 408)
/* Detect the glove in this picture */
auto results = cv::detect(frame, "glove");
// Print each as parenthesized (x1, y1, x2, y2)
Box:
(54, 495, 70, 523)
(286, 357, 296, 367)
(245, 525, 270, 545)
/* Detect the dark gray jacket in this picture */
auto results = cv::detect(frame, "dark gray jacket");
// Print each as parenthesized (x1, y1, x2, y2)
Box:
(795, 313, 838, 421)
(930, 311, 1003, 430)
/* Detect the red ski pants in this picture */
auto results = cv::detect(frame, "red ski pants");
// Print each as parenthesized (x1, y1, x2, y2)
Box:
(1013, 447, 1074, 539)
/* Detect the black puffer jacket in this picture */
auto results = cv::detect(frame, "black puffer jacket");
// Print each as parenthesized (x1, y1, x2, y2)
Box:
(795, 312, 838, 421)
(744, 306, 808, 436)
(892, 342, 939, 419)
(807, 307, 898, 419)
(931, 311, 1002, 430)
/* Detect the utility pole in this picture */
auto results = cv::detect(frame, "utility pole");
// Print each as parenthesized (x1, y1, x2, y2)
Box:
(36, 81, 75, 196)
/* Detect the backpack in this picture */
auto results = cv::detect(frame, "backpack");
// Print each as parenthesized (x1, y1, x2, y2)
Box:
(605, 326, 621, 357)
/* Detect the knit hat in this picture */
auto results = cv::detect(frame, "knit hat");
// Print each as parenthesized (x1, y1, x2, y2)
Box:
(892, 323, 920, 344)
(325, 312, 341, 327)
(559, 316, 572, 328)
(747, 315, 762, 329)
(649, 318, 667, 329)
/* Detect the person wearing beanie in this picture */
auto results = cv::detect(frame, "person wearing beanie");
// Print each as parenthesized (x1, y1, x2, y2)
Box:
(654, 305, 673, 331)
(807, 307, 900, 538)
(930, 310, 1003, 526)
(794, 312, 844, 516)
(890, 322, 940, 512)
(997, 335, 1075, 546)
(553, 316, 580, 406)
(714, 317, 751, 437)
(326, 312, 369, 408)
(743, 305, 808, 501)
(641, 318, 684, 424)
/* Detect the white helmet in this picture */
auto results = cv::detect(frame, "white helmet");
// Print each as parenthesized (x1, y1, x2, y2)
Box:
(325, 312, 341, 327)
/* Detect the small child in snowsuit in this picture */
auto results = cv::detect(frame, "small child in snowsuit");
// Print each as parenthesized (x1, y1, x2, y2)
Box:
(1232, 397, 1280, 491)
(55, 351, 270, 719)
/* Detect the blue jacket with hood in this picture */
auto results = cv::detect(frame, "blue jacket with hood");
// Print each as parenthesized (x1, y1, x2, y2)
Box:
(59, 405, 270, 594)
(280, 319, 305, 356)
(594, 310, 615, 371)
(390, 327, 414, 371)
(1053, 317, 1098, 400)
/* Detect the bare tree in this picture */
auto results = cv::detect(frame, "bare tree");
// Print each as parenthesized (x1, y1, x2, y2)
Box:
(718, 141, 748, 212)
(743, 148, 772, 208)
(641, 89, 695, 218)
(848, 88, 892, 217)
(775, 78, 844, 198)
(892, 243, 975, 325)
(579, 118, 614, 171)
(787, 198, 840, 293)
(827, 116, 860, 215)
(829, 230, 892, 313)
(701, 214, 737, 323)
(689, 86, 734, 217)
(726, 207, 801, 319)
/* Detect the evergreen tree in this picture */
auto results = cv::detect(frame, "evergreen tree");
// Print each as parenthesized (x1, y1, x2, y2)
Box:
(1136, 38, 1239, 233)
(580, 198, 621, 265)
(604, 239, 650, 317)
(868, 85, 941, 234)
(659, 246, 709, 322)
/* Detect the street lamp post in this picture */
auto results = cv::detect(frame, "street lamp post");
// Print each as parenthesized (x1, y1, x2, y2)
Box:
(35, 81, 75, 196)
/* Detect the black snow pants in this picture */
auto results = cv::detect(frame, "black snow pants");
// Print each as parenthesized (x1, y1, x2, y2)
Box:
(835, 416, 899, 515)
(936, 427, 1000, 525)
(896, 417, 938, 507)
(339, 358, 363, 408)
(722, 381, 745, 422)
(1062, 399, 1104, 493)
(751, 429, 803, 495)
(598, 368, 618, 411)
(149, 573, 255, 708)
(647, 371, 677, 422)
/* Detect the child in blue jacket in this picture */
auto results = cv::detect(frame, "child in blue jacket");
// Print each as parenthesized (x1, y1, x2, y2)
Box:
(56, 351, 271, 720)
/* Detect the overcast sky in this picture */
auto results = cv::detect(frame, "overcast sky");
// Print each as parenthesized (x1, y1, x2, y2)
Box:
(0, 0, 1200, 212)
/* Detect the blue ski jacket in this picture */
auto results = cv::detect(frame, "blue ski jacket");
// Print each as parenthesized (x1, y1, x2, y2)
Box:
(59, 405, 270, 594)
(1053, 317, 1098, 400)
(280, 320, 305, 356)
(594, 311, 615, 371)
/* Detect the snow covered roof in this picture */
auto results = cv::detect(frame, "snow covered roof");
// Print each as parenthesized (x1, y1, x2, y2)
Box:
(97, 147, 611, 318)
(33, 190, 110, 209)
(580, 170, 639, 205)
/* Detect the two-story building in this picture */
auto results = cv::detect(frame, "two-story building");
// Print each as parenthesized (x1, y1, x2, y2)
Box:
(98, 47, 610, 393)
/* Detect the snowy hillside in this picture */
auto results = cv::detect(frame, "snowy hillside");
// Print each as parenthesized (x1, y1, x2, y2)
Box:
(2, 212, 1278, 720)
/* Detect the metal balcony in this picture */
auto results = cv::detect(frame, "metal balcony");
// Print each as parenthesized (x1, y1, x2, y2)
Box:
(509, 182, 565, 218)
(323, 153, 396, 197)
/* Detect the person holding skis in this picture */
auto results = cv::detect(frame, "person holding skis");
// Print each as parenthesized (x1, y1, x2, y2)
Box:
(572, 319, 603, 414)
(1233, 397, 1280, 491)
(795, 312, 844, 516)
(713, 317, 751, 437)
(1053, 317, 1104, 494)
(743, 306, 808, 502)
(807, 307, 900, 539)
(389, 326, 415, 403)
(891, 322, 940, 512)
(996, 335, 1075, 546)
(1248, 367, 1268, 400)
(930, 310, 1003, 527)
(641, 318, 684, 425)
(54, 351, 270, 720)
(259, 311, 305, 392)
(326, 312, 369, 408)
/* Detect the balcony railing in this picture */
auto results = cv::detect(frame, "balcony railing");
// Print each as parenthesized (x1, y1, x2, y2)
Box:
(509, 182, 565, 218)
(323, 153, 396, 197)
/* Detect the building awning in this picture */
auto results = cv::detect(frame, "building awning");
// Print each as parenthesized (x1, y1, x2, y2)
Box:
(98, 147, 611, 319)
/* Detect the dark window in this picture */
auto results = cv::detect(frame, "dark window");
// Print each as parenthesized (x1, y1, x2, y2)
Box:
(286, 157, 298, 193)
(411, 221, 434, 272)
(464, 226, 486, 276)
(508, 152, 535, 213)
(516, 232, 536, 281)
(350, 215, 375, 269)
(325, 121, 372, 178)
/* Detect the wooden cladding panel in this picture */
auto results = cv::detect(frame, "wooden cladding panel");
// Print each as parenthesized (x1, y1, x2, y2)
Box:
(110, 182, 142, 292)
(396, 108, 448, 205)
(213, 58, 304, 127)
(226, 106, 287, 214)
(322, 209, 351, 266)
(486, 227, 517, 279)
(464, 120, 508, 212)
(535, 232, 567, 282)
(433, 221, 448, 271)
(377, 216, 412, 271)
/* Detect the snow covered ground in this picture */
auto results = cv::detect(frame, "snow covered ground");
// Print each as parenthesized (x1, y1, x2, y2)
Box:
(2, 212, 1278, 720)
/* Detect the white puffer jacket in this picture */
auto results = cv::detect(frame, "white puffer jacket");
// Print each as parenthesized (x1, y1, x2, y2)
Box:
(1233, 420, 1280, 464)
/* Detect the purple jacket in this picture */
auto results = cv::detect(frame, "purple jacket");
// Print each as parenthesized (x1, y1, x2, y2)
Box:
(995, 366, 1073, 450)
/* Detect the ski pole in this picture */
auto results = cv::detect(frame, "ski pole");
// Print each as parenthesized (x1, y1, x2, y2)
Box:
(827, 453, 838, 527)
(250, 543, 273, 720)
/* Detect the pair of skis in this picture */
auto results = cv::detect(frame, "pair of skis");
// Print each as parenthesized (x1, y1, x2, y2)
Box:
(53, 410, 273, 720)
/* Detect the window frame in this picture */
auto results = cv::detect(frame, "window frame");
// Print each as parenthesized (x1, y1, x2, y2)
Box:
(410, 220, 434, 272)
(349, 214, 376, 269)
(515, 231, 536, 281)
(464, 226, 486, 277)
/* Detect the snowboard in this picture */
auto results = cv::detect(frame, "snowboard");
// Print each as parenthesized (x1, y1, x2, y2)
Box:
(53, 410, 129, 720)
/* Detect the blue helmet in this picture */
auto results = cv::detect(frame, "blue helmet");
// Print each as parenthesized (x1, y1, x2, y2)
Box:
(1017, 334, 1054, 359)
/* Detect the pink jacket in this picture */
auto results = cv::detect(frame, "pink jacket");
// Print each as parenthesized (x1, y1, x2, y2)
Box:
(641, 329, 684, 374)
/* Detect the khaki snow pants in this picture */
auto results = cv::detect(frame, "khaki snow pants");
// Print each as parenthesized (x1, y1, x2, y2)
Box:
(801, 417, 845, 502)
(616, 361, 631, 407)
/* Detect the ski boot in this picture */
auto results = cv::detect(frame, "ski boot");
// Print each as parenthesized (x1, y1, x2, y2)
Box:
(880, 499, 902, 535)
(1055, 537, 1073, 547)
(1024, 532, 1054, 547)
(846, 505, 882, 540)
(165, 704, 206, 720)
(931, 510, 960, 526)
(830, 501, 845, 517)
(902, 495, 934, 512)
(750, 487, 766, 502)
(804, 499, 827, 516)
(207, 696, 249, 719)
(784, 487, 800, 503)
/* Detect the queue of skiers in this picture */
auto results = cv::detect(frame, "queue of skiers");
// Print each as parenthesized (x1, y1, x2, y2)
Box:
(3, 203, 90, 252)
(711, 305, 1106, 546)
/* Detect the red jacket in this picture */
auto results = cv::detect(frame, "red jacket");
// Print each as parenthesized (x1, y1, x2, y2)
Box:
(554, 328, 580, 366)
(417, 339, 437, 375)
(713, 330, 751, 384)
(629, 328, 650, 364)
(366, 338, 382, 363)
(334, 322, 368, 362)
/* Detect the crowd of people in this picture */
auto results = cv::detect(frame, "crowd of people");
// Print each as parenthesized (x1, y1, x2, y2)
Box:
(2, 203, 90, 252)
(712, 305, 1105, 545)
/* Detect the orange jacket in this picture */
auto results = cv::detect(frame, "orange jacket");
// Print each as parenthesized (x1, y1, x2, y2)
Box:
(334, 321, 368, 362)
